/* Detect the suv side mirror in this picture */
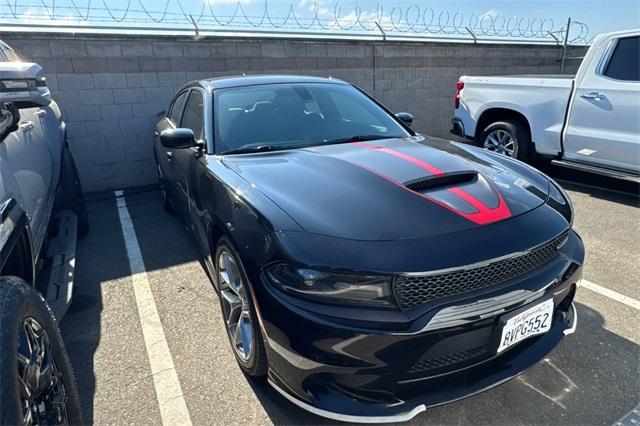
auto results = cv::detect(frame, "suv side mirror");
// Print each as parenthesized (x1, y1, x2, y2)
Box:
(395, 112, 414, 126)
(0, 63, 51, 108)
(160, 128, 196, 149)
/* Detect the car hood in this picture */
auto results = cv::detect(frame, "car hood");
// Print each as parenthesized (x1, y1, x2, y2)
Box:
(222, 136, 551, 241)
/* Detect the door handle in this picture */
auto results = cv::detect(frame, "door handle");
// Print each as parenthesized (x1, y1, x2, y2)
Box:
(18, 121, 35, 132)
(35, 110, 47, 118)
(581, 92, 605, 100)
(166, 151, 174, 162)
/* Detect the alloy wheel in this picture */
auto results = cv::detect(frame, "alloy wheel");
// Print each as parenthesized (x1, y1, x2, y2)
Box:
(217, 250, 254, 362)
(483, 129, 518, 158)
(18, 318, 69, 426)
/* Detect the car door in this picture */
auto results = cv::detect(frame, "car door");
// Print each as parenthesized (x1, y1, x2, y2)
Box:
(174, 89, 205, 222)
(156, 90, 189, 209)
(563, 34, 640, 173)
(0, 102, 54, 257)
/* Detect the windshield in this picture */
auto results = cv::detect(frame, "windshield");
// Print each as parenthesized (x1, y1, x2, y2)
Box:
(214, 82, 411, 154)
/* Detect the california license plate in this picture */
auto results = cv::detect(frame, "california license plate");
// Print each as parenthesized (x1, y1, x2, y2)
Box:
(497, 298, 554, 353)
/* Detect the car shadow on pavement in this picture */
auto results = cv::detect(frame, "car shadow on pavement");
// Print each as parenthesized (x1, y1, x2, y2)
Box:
(245, 302, 639, 426)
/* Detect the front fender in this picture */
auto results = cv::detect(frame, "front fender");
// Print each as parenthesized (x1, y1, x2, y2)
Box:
(197, 157, 301, 287)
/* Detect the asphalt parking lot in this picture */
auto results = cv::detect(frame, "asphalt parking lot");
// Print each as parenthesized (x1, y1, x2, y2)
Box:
(59, 164, 639, 426)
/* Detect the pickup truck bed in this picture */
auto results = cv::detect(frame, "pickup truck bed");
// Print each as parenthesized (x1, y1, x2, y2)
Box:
(452, 28, 639, 178)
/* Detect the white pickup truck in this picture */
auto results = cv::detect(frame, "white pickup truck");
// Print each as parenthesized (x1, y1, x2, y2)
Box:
(451, 29, 639, 181)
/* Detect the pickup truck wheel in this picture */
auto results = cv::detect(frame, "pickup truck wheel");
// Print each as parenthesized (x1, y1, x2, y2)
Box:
(59, 148, 90, 236)
(0, 276, 83, 425)
(480, 121, 531, 162)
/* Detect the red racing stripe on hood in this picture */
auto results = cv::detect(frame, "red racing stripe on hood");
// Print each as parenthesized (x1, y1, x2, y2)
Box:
(354, 142, 445, 176)
(352, 142, 512, 225)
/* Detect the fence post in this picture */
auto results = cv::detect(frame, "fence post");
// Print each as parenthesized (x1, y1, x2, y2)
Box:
(560, 17, 571, 73)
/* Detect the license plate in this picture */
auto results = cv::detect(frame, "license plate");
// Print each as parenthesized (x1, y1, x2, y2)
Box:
(497, 298, 554, 353)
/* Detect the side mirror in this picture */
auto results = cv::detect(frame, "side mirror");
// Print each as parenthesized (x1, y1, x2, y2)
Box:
(0, 62, 51, 108)
(160, 128, 196, 149)
(395, 112, 414, 126)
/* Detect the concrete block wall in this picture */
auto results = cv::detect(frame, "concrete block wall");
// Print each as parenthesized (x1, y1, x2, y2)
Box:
(1, 33, 585, 192)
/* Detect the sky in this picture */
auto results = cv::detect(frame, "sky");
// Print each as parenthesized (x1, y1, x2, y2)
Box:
(2, 0, 639, 43)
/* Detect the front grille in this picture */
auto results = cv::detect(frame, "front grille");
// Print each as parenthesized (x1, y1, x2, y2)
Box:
(407, 345, 488, 375)
(394, 232, 568, 310)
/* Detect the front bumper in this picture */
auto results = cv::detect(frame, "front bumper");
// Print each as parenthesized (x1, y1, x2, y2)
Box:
(254, 232, 583, 423)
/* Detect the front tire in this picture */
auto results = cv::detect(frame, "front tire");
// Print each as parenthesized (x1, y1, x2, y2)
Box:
(0, 276, 83, 425)
(479, 120, 532, 162)
(215, 237, 268, 378)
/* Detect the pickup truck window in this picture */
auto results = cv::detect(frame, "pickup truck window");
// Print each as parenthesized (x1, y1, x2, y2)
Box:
(603, 36, 640, 81)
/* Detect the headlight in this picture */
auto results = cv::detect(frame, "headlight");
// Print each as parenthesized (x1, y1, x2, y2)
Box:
(548, 178, 573, 225)
(265, 263, 395, 308)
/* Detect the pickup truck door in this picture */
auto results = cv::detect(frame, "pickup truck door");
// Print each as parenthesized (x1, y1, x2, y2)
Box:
(563, 35, 640, 173)
(0, 103, 54, 257)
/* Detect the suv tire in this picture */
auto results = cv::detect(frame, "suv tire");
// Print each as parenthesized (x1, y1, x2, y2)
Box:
(0, 276, 83, 425)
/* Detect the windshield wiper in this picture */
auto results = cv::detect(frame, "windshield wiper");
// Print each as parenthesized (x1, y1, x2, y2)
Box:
(322, 134, 401, 145)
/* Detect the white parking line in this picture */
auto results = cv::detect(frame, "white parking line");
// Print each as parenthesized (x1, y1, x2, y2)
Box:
(581, 279, 640, 311)
(115, 190, 193, 426)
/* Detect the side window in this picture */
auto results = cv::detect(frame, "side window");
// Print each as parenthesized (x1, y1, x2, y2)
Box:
(604, 36, 640, 81)
(180, 91, 204, 141)
(168, 92, 188, 126)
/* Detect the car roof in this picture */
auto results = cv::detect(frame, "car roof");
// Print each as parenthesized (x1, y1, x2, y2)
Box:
(197, 74, 349, 90)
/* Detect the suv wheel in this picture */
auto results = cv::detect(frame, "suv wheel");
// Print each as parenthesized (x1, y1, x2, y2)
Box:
(0, 276, 83, 425)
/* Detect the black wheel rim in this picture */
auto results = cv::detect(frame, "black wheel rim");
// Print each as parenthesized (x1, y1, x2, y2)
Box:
(18, 318, 69, 426)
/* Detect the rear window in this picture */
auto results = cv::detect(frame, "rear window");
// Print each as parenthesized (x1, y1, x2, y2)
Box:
(603, 36, 640, 81)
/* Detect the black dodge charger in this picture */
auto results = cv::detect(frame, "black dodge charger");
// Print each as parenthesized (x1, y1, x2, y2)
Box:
(153, 75, 583, 423)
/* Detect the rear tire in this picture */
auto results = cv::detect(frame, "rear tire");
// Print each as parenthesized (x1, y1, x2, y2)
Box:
(58, 147, 90, 236)
(0, 276, 83, 425)
(215, 237, 268, 378)
(156, 162, 174, 214)
(479, 120, 532, 162)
